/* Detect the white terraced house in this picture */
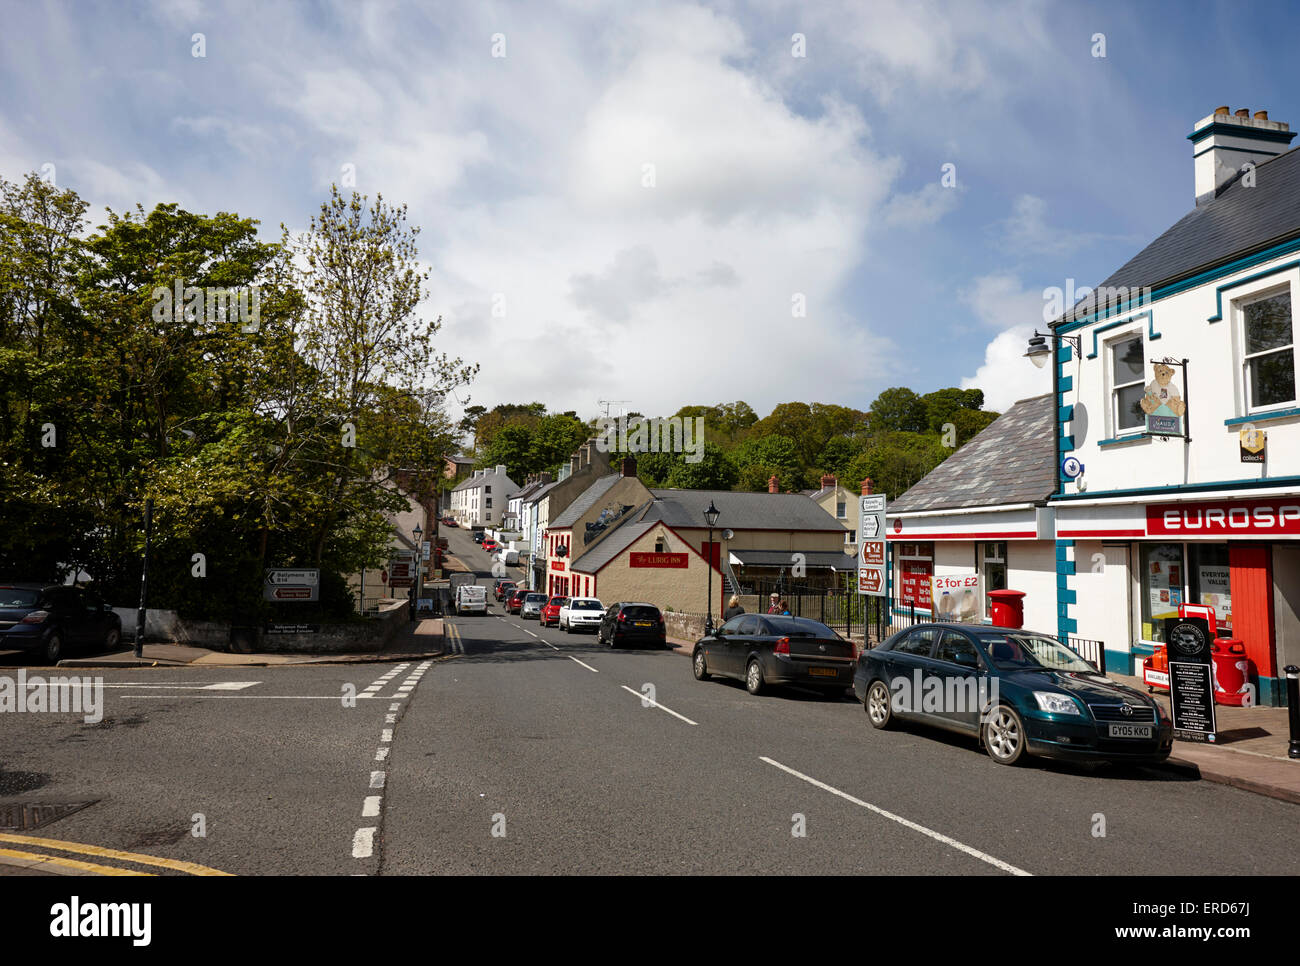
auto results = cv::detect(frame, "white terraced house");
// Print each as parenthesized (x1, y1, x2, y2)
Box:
(449, 464, 518, 528)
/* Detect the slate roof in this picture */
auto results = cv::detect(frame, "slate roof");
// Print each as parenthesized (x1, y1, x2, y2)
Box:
(645, 489, 847, 531)
(524, 479, 560, 505)
(569, 518, 657, 574)
(549, 474, 622, 528)
(889, 394, 1056, 513)
(1060, 146, 1300, 323)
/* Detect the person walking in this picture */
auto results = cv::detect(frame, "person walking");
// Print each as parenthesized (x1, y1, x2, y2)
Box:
(723, 595, 745, 621)
(766, 593, 782, 615)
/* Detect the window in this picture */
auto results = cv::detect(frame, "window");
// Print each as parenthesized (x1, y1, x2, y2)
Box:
(1190, 544, 1232, 633)
(936, 630, 979, 666)
(836, 500, 846, 518)
(979, 542, 1007, 619)
(485, 498, 492, 508)
(1111, 335, 1145, 433)
(485, 485, 492, 493)
(1242, 291, 1295, 410)
(894, 626, 938, 657)
(1140, 543, 1184, 643)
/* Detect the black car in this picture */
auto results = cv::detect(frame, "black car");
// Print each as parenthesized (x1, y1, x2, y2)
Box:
(854, 623, 1174, 766)
(692, 614, 855, 698)
(473, 532, 484, 544)
(0, 583, 123, 663)
(597, 603, 666, 648)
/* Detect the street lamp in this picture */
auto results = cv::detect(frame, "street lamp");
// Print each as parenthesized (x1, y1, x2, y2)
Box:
(412, 523, 423, 622)
(1023, 330, 1082, 368)
(704, 500, 720, 636)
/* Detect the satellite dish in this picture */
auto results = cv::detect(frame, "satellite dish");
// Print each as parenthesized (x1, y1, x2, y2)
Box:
(721, 529, 734, 540)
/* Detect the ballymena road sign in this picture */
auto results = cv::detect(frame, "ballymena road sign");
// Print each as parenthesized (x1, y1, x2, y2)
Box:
(264, 568, 320, 602)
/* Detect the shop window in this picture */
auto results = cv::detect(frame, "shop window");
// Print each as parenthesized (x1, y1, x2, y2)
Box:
(1189, 544, 1232, 633)
(980, 542, 1007, 619)
(1242, 290, 1295, 410)
(1140, 543, 1184, 643)
(1111, 335, 1146, 433)
(896, 542, 933, 609)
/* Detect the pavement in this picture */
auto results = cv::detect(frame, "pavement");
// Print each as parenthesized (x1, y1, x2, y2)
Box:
(668, 634, 1300, 806)
(48, 618, 446, 668)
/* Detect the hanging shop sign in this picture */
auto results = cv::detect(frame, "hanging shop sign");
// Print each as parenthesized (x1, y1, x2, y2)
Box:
(1140, 359, 1189, 439)
(1240, 426, 1267, 463)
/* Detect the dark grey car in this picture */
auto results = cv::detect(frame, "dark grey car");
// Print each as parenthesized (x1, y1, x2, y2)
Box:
(693, 615, 855, 698)
(520, 592, 547, 620)
(0, 583, 123, 663)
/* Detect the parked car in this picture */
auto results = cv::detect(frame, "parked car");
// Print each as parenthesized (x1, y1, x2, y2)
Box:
(540, 596, 568, 627)
(473, 532, 484, 543)
(506, 589, 527, 614)
(482, 539, 498, 553)
(453, 583, 487, 616)
(559, 597, 604, 633)
(443, 518, 458, 528)
(493, 579, 517, 601)
(520, 593, 547, 620)
(597, 602, 666, 649)
(0, 584, 123, 663)
(692, 614, 854, 698)
(854, 623, 1174, 766)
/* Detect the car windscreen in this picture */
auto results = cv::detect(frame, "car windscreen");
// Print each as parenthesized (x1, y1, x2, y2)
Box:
(0, 588, 39, 607)
(761, 616, 839, 638)
(620, 605, 660, 620)
(525, 594, 546, 603)
(548, 598, 566, 606)
(981, 634, 1095, 672)
(572, 600, 602, 610)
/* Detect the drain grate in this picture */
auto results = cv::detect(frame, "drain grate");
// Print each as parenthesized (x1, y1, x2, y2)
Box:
(0, 801, 97, 831)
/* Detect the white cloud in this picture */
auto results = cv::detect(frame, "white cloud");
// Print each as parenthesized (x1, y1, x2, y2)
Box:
(961, 272, 1048, 328)
(961, 323, 1052, 412)
(880, 181, 961, 228)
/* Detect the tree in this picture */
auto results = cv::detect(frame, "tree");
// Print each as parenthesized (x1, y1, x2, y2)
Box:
(921, 387, 987, 434)
(664, 442, 738, 490)
(868, 388, 929, 434)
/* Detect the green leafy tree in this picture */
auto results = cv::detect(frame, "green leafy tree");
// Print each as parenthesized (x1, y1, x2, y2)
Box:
(868, 387, 928, 434)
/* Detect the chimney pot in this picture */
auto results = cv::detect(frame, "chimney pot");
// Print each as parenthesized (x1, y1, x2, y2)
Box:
(767, 475, 779, 494)
(821, 473, 836, 490)
(1255, 110, 1269, 121)
(861, 477, 874, 496)
(1235, 108, 1250, 118)
(1193, 107, 1295, 205)
(1214, 105, 1230, 116)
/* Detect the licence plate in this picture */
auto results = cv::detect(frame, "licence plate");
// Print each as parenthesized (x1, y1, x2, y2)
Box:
(1108, 723, 1153, 739)
(809, 667, 837, 677)
(634, 621, 652, 627)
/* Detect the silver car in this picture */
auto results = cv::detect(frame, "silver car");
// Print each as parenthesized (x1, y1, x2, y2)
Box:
(520, 592, 547, 620)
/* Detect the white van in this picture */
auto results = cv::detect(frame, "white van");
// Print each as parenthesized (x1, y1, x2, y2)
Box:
(454, 584, 487, 615)
(499, 548, 519, 566)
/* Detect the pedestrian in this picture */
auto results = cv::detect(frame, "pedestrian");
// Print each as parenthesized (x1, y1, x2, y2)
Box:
(780, 601, 791, 616)
(767, 593, 782, 615)
(723, 595, 745, 620)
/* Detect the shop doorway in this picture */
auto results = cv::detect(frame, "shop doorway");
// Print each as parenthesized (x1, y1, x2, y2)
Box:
(1273, 544, 1300, 675)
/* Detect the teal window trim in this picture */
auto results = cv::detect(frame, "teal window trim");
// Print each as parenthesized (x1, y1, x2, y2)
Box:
(1098, 434, 1151, 447)
(1085, 310, 1156, 359)
(1056, 234, 1300, 334)
(1224, 407, 1300, 426)
(1206, 259, 1299, 322)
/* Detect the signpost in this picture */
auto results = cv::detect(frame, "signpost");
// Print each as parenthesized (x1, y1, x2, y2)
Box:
(263, 568, 320, 602)
(858, 495, 887, 596)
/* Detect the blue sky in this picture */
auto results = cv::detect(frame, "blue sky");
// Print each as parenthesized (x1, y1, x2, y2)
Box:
(2, 0, 1295, 419)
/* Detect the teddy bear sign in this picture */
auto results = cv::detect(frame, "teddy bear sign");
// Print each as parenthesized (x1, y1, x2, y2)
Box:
(1140, 360, 1188, 438)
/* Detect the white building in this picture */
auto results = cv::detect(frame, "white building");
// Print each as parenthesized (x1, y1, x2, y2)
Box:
(449, 464, 518, 528)
(1044, 105, 1300, 704)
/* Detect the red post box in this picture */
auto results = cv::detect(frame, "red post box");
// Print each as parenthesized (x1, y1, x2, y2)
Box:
(988, 589, 1025, 629)
(1211, 639, 1254, 706)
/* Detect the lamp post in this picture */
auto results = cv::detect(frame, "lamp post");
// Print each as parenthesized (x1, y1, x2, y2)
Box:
(704, 500, 720, 636)
(412, 523, 423, 622)
(1023, 330, 1081, 368)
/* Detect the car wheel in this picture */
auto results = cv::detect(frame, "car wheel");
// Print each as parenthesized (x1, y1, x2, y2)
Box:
(866, 680, 893, 729)
(984, 704, 1027, 765)
(745, 658, 765, 695)
(102, 627, 121, 654)
(44, 633, 63, 664)
(693, 647, 710, 681)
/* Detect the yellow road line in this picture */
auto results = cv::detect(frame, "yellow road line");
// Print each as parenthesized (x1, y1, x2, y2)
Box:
(0, 832, 233, 876)
(0, 847, 152, 876)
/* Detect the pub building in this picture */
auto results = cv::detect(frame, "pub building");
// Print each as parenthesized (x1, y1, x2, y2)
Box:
(1044, 106, 1300, 705)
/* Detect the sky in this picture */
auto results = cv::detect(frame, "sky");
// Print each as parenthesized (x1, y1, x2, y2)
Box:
(3, 0, 1297, 424)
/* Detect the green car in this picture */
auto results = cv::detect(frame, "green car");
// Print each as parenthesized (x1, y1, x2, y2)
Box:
(854, 624, 1174, 766)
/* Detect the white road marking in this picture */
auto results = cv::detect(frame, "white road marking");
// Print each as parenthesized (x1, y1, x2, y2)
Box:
(385, 714, 396, 723)
(100, 681, 259, 690)
(375, 748, 389, 761)
(352, 828, 376, 858)
(759, 757, 1031, 876)
(397, 685, 414, 692)
(369, 771, 386, 789)
(380, 729, 393, 742)
(362, 796, 381, 818)
(619, 685, 697, 725)
(123, 694, 390, 700)
(389, 703, 401, 711)
(568, 656, 599, 673)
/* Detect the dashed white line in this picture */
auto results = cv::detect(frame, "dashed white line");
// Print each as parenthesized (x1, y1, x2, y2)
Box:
(362, 796, 381, 818)
(380, 729, 393, 742)
(375, 748, 389, 761)
(759, 757, 1031, 876)
(352, 828, 376, 859)
(389, 703, 401, 711)
(369, 771, 386, 789)
(568, 656, 599, 673)
(619, 685, 697, 725)
(385, 714, 396, 723)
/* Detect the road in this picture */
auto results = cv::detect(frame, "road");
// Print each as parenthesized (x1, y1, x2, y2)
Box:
(0, 526, 1296, 876)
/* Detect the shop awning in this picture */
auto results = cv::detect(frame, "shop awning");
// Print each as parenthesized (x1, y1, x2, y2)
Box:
(728, 549, 858, 572)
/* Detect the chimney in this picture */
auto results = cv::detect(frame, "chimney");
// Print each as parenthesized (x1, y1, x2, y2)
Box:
(861, 477, 874, 495)
(569, 454, 580, 476)
(620, 455, 638, 478)
(820, 473, 836, 491)
(768, 475, 779, 494)
(495, 464, 506, 476)
(580, 443, 591, 469)
(1191, 105, 1296, 205)
(538, 471, 553, 484)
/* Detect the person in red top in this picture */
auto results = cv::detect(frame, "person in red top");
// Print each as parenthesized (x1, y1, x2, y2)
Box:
(766, 593, 782, 615)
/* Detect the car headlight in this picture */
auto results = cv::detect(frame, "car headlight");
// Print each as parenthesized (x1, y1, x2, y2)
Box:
(1033, 691, 1082, 715)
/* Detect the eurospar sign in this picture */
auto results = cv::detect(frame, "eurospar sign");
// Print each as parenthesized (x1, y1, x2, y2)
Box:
(1147, 497, 1300, 536)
